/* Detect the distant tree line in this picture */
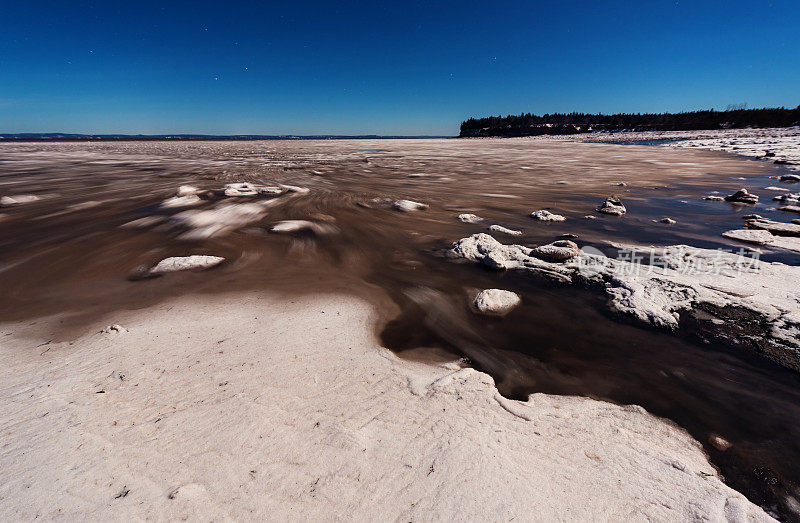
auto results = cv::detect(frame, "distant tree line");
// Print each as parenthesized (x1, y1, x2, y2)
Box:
(459, 106, 800, 137)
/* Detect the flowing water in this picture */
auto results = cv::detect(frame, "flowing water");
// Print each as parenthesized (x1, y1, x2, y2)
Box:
(1, 138, 799, 519)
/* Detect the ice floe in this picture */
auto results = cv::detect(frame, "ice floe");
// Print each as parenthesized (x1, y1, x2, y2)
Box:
(0, 194, 41, 206)
(148, 255, 225, 275)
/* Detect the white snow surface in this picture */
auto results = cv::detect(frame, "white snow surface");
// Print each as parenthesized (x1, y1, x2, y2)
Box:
(0, 292, 774, 521)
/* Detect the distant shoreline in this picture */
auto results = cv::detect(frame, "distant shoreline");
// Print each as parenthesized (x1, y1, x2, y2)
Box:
(0, 134, 452, 142)
(460, 106, 800, 138)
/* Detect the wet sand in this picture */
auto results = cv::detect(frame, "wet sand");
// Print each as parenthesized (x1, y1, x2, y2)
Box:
(1, 138, 800, 518)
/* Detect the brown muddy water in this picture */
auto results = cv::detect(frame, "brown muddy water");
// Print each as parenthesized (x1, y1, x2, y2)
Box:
(1, 138, 800, 519)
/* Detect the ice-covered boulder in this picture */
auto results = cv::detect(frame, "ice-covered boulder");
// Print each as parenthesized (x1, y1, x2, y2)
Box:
(279, 184, 310, 194)
(596, 197, 626, 216)
(488, 224, 522, 236)
(530, 209, 565, 221)
(531, 240, 582, 262)
(458, 213, 483, 223)
(773, 193, 799, 203)
(473, 289, 521, 316)
(101, 324, 128, 335)
(724, 188, 758, 204)
(224, 182, 282, 197)
(394, 200, 429, 212)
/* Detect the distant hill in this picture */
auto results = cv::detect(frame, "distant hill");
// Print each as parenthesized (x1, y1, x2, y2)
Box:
(459, 106, 800, 137)
(0, 133, 448, 142)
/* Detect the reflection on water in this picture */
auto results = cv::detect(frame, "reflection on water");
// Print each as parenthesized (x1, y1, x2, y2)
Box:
(1, 139, 799, 519)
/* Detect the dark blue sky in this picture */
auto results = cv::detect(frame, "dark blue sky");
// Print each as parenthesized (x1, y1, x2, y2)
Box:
(2, 1, 799, 135)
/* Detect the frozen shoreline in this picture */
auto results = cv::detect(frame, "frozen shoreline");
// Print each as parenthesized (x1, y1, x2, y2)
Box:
(0, 292, 772, 520)
(583, 127, 800, 171)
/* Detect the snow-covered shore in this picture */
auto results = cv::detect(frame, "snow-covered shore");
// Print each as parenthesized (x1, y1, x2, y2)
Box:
(0, 292, 772, 521)
(586, 127, 800, 171)
(451, 234, 800, 371)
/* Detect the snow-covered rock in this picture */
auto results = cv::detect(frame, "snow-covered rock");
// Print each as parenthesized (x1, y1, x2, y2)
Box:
(661, 218, 677, 224)
(704, 195, 725, 201)
(450, 233, 800, 371)
(724, 189, 758, 204)
(100, 324, 128, 335)
(746, 218, 800, 237)
(473, 289, 521, 316)
(596, 197, 626, 216)
(773, 193, 799, 203)
(279, 184, 310, 194)
(530, 209, 565, 221)
(723, 229, 800, 253)
(224, 182, 282, 197)
(149, 255, 225, 275)
(458, 213, 483, 223)
(488, 224, 522, 236)
(394, 200, 428, 212)
(531, 240, 582, 262)
(722, 229, 774, 245)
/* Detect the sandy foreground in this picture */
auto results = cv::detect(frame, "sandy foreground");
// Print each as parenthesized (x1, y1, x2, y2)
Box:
(0, 291, 772, 521)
